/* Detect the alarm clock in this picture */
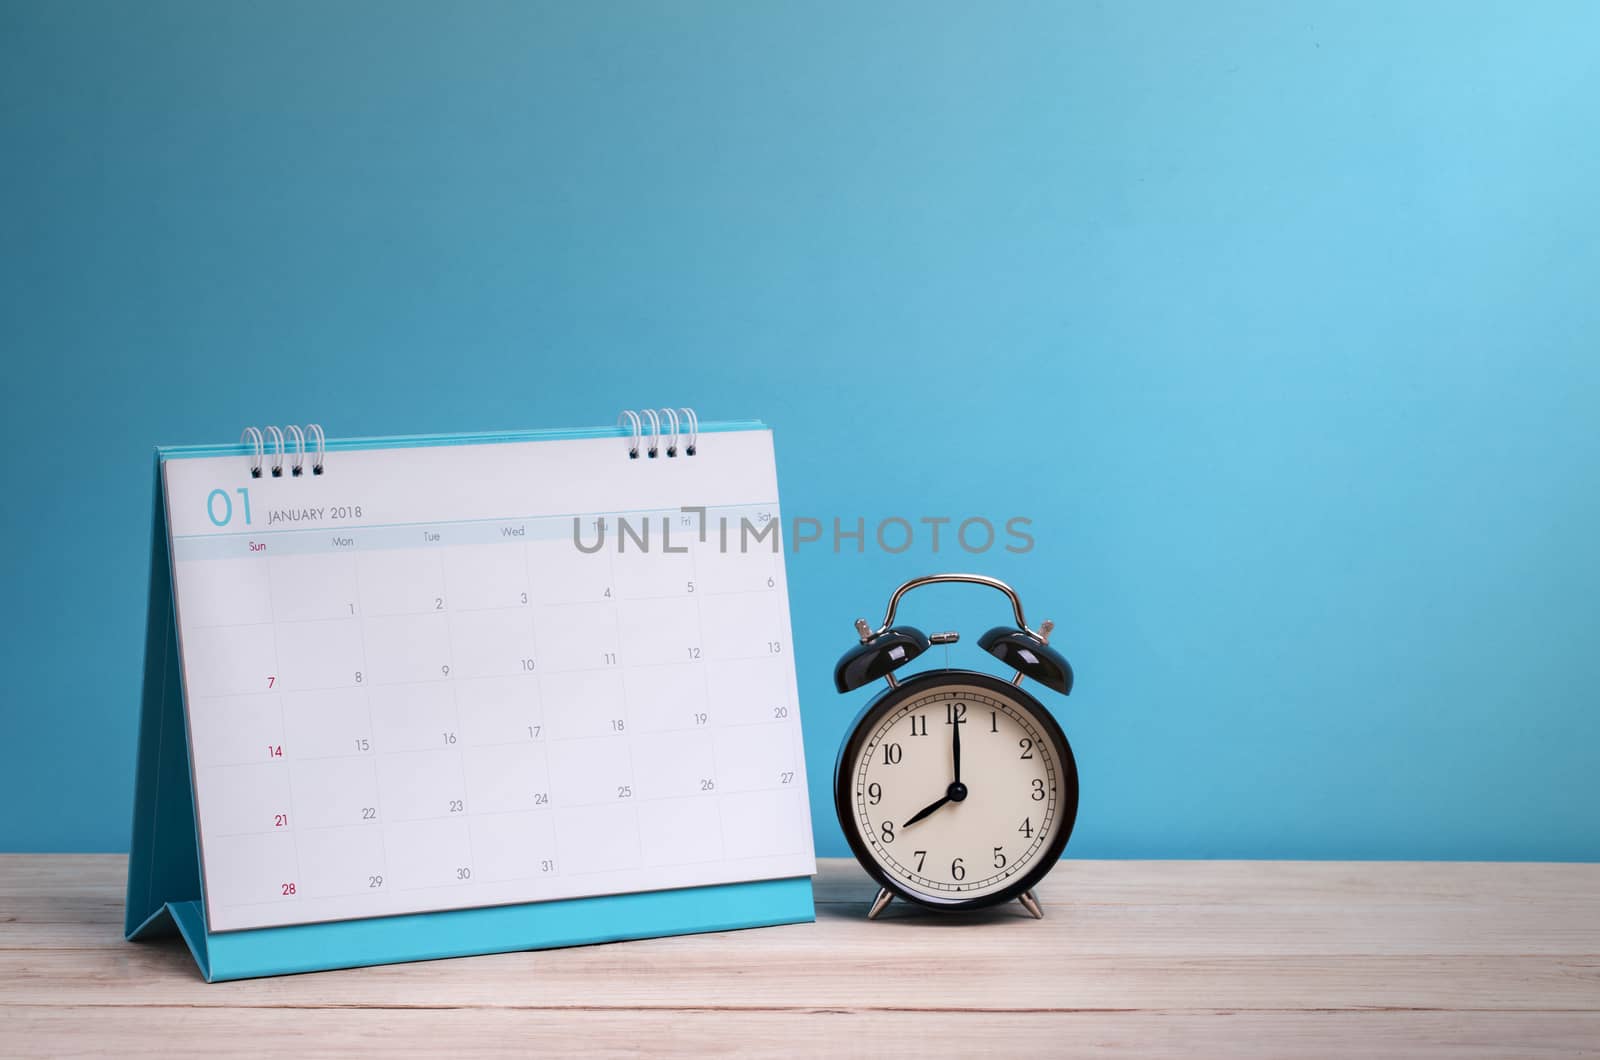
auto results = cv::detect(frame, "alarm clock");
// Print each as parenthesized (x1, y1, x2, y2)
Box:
(832, 573, 1078, 919)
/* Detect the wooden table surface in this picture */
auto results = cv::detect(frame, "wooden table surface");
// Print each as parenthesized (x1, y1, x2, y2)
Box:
(3, 855, 1597, 1057)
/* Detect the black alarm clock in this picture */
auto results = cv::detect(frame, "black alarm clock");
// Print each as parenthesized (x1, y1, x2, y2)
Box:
(832, 574, 1078, 919)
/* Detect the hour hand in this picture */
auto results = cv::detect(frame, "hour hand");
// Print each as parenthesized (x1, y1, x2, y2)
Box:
(902, 794, 951, 829)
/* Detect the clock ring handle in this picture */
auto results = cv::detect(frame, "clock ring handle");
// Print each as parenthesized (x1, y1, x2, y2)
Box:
(877, 573, 1035, 638)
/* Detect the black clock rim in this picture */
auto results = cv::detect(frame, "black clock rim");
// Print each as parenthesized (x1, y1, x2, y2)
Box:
(832, 668, 1080, 912)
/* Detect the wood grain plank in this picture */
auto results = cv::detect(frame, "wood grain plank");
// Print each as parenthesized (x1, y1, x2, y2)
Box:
(6, 944, 1596, 1012)
(7, 1006, 1599, 1059)
(3, 855, 1597, 1058)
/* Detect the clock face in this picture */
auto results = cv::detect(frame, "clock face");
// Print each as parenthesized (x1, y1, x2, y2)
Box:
(836, 671, 1078, 908)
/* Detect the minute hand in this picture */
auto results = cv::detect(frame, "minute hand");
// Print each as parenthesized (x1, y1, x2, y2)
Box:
(952, 715, 962, 784)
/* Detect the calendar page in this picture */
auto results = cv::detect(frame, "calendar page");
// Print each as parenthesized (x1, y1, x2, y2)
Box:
(160, 428, 814, 932)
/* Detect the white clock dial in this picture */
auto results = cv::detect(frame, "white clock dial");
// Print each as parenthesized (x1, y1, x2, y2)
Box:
(849, 682, 1066, 902)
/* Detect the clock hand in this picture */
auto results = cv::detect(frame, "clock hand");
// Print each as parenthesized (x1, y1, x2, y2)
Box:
(902, 794, 951, 829)
(952, 715, 962, 785)
(901, 725, 972, 830)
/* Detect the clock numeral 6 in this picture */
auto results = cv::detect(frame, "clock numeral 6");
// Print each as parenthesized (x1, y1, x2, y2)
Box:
(950, 857, 965, 881)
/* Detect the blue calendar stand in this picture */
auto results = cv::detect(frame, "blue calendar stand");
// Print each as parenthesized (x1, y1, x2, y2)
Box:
(126, 438, 816, 982)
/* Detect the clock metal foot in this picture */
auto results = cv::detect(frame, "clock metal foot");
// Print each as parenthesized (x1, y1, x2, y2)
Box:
(1018, 889, 1043, 919)
(867, 887, 894, 920)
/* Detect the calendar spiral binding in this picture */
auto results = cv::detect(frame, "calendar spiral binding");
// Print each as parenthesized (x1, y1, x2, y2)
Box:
(617, 407, 699, 460)
(238, 412, 700, 472)
(239, 424, 326, 479)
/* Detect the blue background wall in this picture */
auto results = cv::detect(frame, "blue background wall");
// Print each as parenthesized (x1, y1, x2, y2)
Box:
(3, 0, 1597, 858)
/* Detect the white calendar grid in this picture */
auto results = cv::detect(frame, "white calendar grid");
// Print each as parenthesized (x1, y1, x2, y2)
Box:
(161, 432, 815, 932)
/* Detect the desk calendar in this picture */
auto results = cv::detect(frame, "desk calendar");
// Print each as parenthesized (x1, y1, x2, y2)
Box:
(126, 413, 816, 980)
